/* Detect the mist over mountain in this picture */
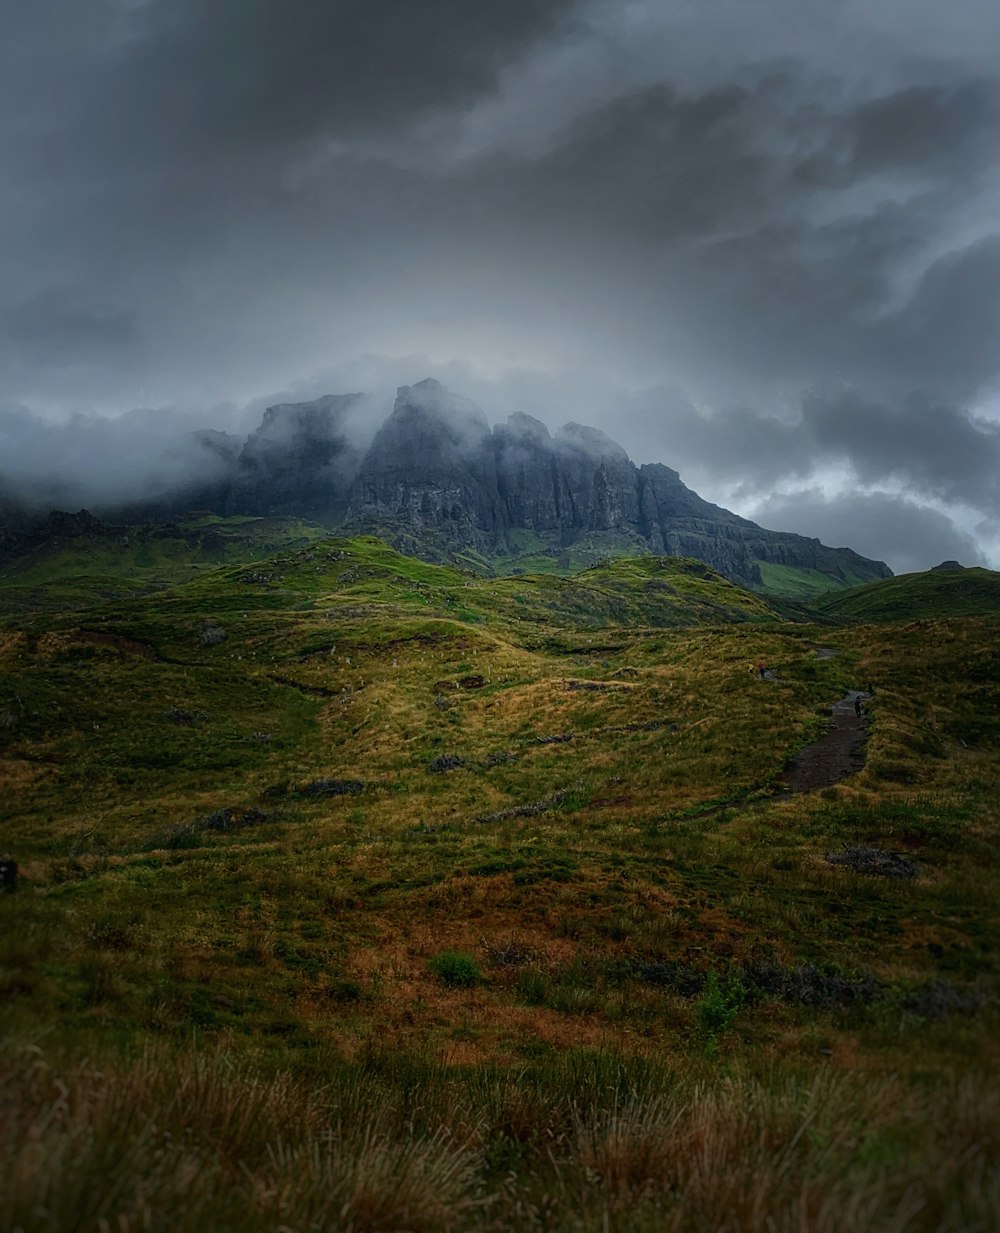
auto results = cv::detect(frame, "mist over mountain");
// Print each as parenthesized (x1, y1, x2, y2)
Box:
(0, 377, 891, 592)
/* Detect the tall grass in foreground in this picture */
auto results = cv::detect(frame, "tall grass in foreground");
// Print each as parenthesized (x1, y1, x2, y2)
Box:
(2, 1042, 995, 1232)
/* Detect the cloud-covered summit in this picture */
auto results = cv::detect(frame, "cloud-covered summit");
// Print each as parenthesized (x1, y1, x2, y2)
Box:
(1, 0, 998, 569)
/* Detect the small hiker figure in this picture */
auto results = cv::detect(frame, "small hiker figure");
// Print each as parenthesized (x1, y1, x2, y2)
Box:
(854, 695, 863, 719)
(867, 681, 875, 695)
(0, 853, 17, 892)
(758, 659, 766, 680)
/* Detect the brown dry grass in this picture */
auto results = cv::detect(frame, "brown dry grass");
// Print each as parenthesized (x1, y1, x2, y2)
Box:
(2, 1041, 996, 1233)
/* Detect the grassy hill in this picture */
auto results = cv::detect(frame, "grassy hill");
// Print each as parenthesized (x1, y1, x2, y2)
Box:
(0, 513, 329, 613)
(815, 565, 1000, 622)
(754, 559, 877, 598)
(0, 509, 894, 606)
(1, 536, 998, 1231)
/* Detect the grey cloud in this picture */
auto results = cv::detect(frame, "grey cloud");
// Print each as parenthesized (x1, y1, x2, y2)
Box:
(497, 81, 772, 241)
(797, 80, 999, 186)
(3, 290, 140, 367)
(0, 404, 239, 513)
(438, 64, 999, 405)
(503, 75, 998, 241)
(4, 5, 999, 413)
(850, 83, 993, 174)
(802, 387, 1000, 508)
(614, 384, 1000, 528)
(751, 489, 988, 574)
(882, 236, 1000, 399)
(63, 0, 581, 175)
(617, 387, 815, 491)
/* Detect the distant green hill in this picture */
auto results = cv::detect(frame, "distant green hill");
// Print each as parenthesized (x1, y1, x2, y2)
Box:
(0, 513, 328, 613)
(144, 536, 781, 636)
(814, 565, 1000, 622)
(0, 507, 889, 609)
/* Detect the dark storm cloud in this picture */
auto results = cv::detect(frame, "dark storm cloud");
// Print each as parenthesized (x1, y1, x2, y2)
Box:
(4, 0, 998, 408)
(493, 81, 771, 241)
(0, 0, 590, 406)
(475, 70, 1000, 401)
(2, 290, 141, 367)
(797, 79, 999, 185)
(6, 0, 580, 184)
(492, 74, 998, 241)
(751, 490, 988, 574)
(802, 388, 1000, 509)
(113, 0, 579, 155)
(625, 385, 1000, 509)
(882, 236, 1000, 398)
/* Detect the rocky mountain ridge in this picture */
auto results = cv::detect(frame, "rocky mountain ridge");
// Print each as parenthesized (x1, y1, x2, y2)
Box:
(0, 377, 891, 591)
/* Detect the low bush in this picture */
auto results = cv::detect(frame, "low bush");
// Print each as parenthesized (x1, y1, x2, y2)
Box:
(427, 951, 481, 988)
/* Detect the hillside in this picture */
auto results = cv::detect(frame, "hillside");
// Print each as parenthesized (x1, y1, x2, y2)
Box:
(1, 537, 997, 1232)
(815, 565, 1000, 622)
(0, 512, 328, 613)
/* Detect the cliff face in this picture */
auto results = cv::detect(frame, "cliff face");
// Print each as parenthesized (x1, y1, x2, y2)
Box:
(0, 376, 893, 589)
(553, 423, 641, 536)
(493, 413, 563, 533)
(344, 379, 504, 554)
(491, 415, 640, 541)
(226, 393, 364, 521)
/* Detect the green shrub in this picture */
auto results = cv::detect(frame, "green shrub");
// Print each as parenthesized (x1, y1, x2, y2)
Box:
(427, 951, 481, 988)
(696, 970, 746, 1038)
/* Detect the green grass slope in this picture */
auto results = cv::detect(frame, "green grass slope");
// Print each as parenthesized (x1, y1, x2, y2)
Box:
(754, 560, 875, 598)
(1, 536, 998, 1232)
(0, 514, 329, 613)
(1, 510, 888, 608)
(814, 566, 1000, 622)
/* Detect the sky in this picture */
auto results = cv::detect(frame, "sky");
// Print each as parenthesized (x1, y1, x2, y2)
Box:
(2, 0, 999, 571)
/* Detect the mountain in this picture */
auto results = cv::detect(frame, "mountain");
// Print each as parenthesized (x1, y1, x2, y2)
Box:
(344, 380, 504, 554)
(336, 378, 890, 592)
(0, 377, 892, 593)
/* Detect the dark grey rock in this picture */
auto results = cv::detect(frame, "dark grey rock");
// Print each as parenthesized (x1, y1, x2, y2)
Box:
(299, 778, 366, 796)
(825, 846, 919, 878)
(345, 379, 503, 553)
(428, 754, 466, 773)
(227, 393, 364, 521)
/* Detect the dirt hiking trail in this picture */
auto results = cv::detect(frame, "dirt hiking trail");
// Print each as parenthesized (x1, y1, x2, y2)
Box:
(771, 646, 871, 794)
(780, 689, 870, 794)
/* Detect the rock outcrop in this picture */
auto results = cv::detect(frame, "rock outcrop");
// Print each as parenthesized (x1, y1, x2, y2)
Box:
(344, 379, 504, 554)
(227, 393, 364, 521)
